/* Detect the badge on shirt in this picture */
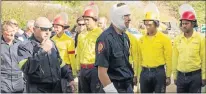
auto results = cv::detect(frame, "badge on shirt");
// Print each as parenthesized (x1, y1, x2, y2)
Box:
(98, 42, 104, 54)
(192, 41, 199, 44)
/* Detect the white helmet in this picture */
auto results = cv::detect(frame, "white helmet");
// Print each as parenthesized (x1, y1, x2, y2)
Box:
(110, 3, 130, 31)
(179, 4, 196, 18)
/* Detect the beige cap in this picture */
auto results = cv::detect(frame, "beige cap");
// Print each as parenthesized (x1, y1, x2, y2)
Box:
(34, 17, 52, 28)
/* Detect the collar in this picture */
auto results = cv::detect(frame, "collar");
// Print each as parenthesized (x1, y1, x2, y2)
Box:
(181, 31, 196, 39)
(1, 36, 18, 45)
(108, 25, 128, 42)
(24, 32, 32, 38)
(89, 27, 101, 33)
(146, 30, 161, 38)
(29, 35, 41, 44)
(54, 32, 67, 39)
(109, 24, 126, 36)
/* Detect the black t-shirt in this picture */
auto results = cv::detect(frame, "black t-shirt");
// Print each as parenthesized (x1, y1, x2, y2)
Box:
(94, 25, 134, 81)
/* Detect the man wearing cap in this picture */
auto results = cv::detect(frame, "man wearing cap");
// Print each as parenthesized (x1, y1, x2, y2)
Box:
(173, 9, 205, 93)
(1, 21, 24, 93)
(95, 3, 134, 93)
(52, 16, 76, 93)
(138, 5, 172, 93)
(76, 8, 103, 93)
(17, 17, 75, 93)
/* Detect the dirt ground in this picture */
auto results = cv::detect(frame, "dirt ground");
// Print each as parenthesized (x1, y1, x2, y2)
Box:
(74, 77, 206, 93)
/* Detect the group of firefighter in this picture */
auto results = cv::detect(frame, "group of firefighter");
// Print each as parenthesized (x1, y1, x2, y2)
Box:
(1, 2, 205, 93)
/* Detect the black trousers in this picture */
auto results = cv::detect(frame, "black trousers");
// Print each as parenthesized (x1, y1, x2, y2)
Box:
(140, 65, 166, 93)
(113, 79, 134, 93)
(176, 70, 202, 93)
(61, 66, 73, 93)
(78, 67, 103, 93)
(61, 78, 73, 93)
(26, 81, 62, 93)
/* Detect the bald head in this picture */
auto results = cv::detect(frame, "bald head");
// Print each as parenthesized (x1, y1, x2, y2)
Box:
(34, 17, 52, 28)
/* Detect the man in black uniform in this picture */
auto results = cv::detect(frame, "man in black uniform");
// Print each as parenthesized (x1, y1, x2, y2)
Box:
(17, 17, 75, 93)
(95, 3, 134, 93)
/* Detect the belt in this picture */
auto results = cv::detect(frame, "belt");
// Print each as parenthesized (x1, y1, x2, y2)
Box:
(81, 64, 94, 69)
(178, 69, 201, 76)
(1, 73, 22, 79)
(142, 65, 165, 71)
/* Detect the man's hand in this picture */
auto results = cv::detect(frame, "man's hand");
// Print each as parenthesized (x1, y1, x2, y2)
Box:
(68, 81, 75, 92)
(103, 83, 118, 93)
(174, 80, 177, 85)
(40, 39, 52, 52)
(98, 66, 118, 93)
(166, 77, 171, 86)
(202, 80, 206, 87)
(133, 76, 137, 86)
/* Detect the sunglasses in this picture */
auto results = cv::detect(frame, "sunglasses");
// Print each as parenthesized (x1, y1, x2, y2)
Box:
(35, 26, 52, 31)
(78, 23, 85, 26)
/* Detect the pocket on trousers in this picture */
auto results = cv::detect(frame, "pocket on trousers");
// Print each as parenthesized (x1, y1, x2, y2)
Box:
(13, 78, 24, 92)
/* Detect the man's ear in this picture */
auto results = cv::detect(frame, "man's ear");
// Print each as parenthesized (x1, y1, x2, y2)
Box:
(33, 27, 36, 32)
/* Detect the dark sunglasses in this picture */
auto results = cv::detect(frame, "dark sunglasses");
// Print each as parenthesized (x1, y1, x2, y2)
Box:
(35, 26, 52, 31)
(78, 23, 85, 26)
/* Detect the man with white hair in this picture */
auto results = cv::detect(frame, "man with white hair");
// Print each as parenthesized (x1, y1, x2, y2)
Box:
(97, 16, 107, 30)
(95, 3, 134, 93)
(22, 20, 35, 39)
(17, 17, 75, 93)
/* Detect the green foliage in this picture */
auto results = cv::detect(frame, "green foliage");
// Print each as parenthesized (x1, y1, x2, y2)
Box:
(189, 1, 206, 25)
(2, 1, 205, 29)
(2, 1, 61, 29)
(166, 1, 205, 25)
(52, 1, 85, 29)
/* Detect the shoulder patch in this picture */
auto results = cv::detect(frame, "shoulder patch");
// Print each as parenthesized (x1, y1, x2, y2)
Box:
(98, 42, 104, 54)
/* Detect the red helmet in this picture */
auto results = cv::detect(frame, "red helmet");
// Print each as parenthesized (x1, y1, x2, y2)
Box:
(53, 16, 65, 26)
(83, 9, 97, 20)
(180, 11, 196, 21)
(53, 16, 69, 29)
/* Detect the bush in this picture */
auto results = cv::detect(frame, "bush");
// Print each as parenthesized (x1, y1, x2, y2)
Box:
(2, 1, 205, 29)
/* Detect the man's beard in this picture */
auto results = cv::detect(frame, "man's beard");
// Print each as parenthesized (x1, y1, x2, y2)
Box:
(183, 28, 190, 33)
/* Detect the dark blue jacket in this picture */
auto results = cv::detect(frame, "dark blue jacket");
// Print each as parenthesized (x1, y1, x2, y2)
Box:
(17, 35, 73, 83)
